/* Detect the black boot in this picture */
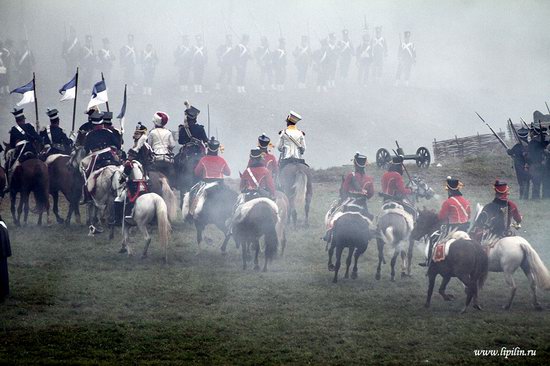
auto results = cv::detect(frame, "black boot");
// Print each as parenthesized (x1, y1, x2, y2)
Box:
(110, 201, 124, 226)
(80, 186, 91, 205)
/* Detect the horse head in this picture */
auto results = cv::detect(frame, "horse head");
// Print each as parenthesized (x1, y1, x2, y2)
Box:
(410, 207, 439, 240)
(411, 176, 435, 200)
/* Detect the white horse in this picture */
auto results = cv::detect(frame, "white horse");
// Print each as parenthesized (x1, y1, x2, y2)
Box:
(86, 165, 120, 234)
(113, 161, 172, 262)
(482, 235, 550, 310)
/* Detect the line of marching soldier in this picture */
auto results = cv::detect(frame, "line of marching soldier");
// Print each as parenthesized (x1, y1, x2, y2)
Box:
(507, 110, 550, 200)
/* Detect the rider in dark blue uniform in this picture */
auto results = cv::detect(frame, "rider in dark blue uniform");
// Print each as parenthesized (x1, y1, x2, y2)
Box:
(39, 108, 73, 158)
(5, 108, 41, 191)
(178, 103, 208, 156)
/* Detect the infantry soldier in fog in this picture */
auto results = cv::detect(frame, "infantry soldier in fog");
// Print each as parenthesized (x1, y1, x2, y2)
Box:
(62, 26, 79, 77)
(371, 26, 387, 83)
(141, 43, 158, 96)
(80, 35, 96, 93)
(98, 38, 115, 82)
(16, 39, 35, 85)
(396, 31, 416, 86)
(326, 33, 338, 88)
(356, 33, 372, 86)
(174, 35, 192, 92)
(191, 34, 207, 94)
(0, 40, 11, 96)
(215, 35, 234, 90)
(120, 34, 137, 93)
(527, 118, 546, 200)
(235, 34, 252, 93)
(293, 35, 311, 89)
(507, 127, 530, 199)
(337, 29, 354, 81)
(272, 38, 287, 91)
(313, 38, 329, 92)
(255, 36, 273, 90)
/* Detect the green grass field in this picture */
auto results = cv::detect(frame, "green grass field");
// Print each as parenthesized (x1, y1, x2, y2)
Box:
(1, 157, 549, 365)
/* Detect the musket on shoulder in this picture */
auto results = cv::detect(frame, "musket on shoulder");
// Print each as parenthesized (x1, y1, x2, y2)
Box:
(475, 112, 510, 151)
(508, 118, 526, 147)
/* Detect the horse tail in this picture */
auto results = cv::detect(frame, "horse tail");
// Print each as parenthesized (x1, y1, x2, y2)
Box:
(34, 163, 50, 212)
(293, 170, 307, 210)
(160, 177, 178, 222)
(520, 240, 550, 290)
(381, 226, 394, 246)
(155, 196, 172, 262)
(475, 243, 489, 290)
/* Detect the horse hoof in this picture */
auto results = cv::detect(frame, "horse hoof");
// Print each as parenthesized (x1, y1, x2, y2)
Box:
(328, 264, 335, 272)
(57, 218, 65, 224)
(332, 278, 338, 284)
(424, 303, 430, 309)
(351, 272, 358, 280)
(460, 308, 467, 314)
(141, 255, 147, 260)
(119, 248, 127, 254)
(534, 304, 543, 311)
(390, 277, 395, 282)
(254, 265, 260, 271)
(375, 273, 381, 281)
(262, 267, 267, 273)
(473, 304, 482, 311)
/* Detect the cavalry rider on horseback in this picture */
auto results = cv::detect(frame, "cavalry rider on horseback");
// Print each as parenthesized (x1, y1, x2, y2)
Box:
(240, 148, 276, 201)
(420, 177, 471, 267)
(128, 122, 152, 169)
(323, 153, 374, 242)
(112, 157, 149, 226)
(380, 155, 416, 217)
(178, 102, 208, 157)
(5, 108, 41, 192)
(471, 180, 522, 240)
(277, 111, 306, 170)
(101, 112, 123, 150)
(75, 108, 98, 146)
(147, 111, 176, 182)
(187, 137, 231, 216)
(258, 133, 278, 179)
(39, 108, 73, 159)
(80, 111, 121, 204)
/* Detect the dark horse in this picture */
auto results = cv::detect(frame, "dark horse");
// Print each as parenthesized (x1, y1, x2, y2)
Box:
(6, 158, 50, 226)
(328, 205, 374, 283)
(278, 162, 313, 227)
(174, 149, 202, 207)
(232, 198, 279, 272)
(46, 155, 82, 225)
(411, 209, 489, 313)
(182, 182, 238, 253)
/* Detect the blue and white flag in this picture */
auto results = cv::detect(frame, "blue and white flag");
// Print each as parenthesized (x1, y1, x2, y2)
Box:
(87, 80, 108, 111)
(10, 79, 35, 107)
(59, 73, 77, 102)
(117, 85, 127, 133)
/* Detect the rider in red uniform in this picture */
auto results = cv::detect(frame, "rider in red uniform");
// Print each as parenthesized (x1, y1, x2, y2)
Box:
(420, 177, 470, 267)
(381, 156, 412, 197)
(257, 133, 279, 179)
(240, 148, 276, 199)
(194, 137, 231, 182)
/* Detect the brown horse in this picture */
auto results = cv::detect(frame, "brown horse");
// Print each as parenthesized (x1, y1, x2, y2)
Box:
(412, 209, 489, 313)
(278, 162, 313, 227)
(7, 158, 50, 226)
(45, 154, 82, 225)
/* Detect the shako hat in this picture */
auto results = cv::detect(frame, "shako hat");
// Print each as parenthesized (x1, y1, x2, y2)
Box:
(446, 176, 463, 191)
(46, 108, 60, 123)
(12, 107, 25, 122)
(286, 111, 302, 124)
(494, 180, 509, 194)
(135, 122, 147, 133)
(91, 111, 104, 125)
(102, 111, 113, 124)
(258, 133, 270, 148)
(207, 137, 220, 152)
(353, 153, 367, 167)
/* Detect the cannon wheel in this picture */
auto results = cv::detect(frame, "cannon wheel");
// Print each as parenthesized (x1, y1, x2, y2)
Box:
(376, 148, 391, 168)
(416, 147, 431, 168)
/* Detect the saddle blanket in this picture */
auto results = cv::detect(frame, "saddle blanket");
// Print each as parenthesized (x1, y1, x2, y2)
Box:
(328, 211, 372, 230)
(182, 182, 218, 219)
(428, 231, 471, 262)
(380, 202, 414, 231)
(232, 197, 279, 225)
(45, 153, 69, 166)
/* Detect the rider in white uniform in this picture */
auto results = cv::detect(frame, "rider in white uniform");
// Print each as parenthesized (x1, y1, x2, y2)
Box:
(277, 111, 306, 169)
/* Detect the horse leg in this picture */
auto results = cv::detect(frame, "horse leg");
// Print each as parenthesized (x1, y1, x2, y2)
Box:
(52, 191, 64, 224)
(21, 191, 29, 225)
(220, 232, 231, 255)
(425, 271, 437, 308)
(458, 274, 474, 314)
(520, 263, 542, 310)
(292, 209, 297, 229)
(304, 200, 310, 228)
(344, 247, 354, 279)
(140, 226, 152, 260)
(438, 276, 454, 301)
(11, 192, 19, 227)
(74, 203, 82, 225)
(119, 224, 129, 254)
(195, 222, 204, 254)
(500, 271, 517, 310)
(352, 245, 367, 280)
(375, 238, 384, 280)
(241, 240, 247, 270)
(406, 237, 415, 277)
(333, 245, 344, 283)
(327, 242, 336, 271)
(390, 248, 400, 282)
(254, 240, 260, 271)
(400, 249, 409, 278)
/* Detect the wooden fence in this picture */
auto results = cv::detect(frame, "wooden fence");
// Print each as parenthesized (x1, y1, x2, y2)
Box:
(432, 131, 508, 162)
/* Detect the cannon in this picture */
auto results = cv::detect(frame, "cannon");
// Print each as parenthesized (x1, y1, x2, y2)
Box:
(376, 141, 431, 169)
